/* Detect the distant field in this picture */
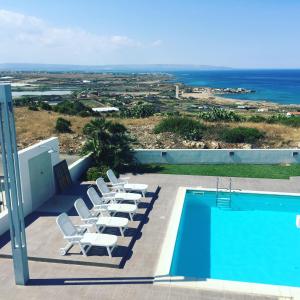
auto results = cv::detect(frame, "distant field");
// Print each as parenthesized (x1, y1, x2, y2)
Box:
(137, 164, 300, 179)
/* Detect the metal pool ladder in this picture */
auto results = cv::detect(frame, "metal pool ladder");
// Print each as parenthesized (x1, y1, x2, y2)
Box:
(216, 177, 232, 210)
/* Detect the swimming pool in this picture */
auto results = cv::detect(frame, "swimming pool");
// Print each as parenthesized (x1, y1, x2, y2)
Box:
(169, 189, 300, 287)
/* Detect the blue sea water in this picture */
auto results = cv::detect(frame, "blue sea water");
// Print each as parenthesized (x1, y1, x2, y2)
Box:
(170, 190, 300, 287)
(171, 69, 300, 105)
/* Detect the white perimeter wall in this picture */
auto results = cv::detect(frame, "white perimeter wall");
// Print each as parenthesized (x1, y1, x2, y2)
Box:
(0, 137, 92, 236)
(134, 149, 300, 164)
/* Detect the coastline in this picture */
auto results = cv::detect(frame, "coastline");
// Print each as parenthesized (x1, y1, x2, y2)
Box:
(181, 88, 300, 110)
(169, 69, 300, 108)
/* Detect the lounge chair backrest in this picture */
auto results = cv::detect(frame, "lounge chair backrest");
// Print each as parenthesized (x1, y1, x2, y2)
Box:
(87, 187, 104, 206)
(56, 213, 77, 238)
(96, 177, 110, 194)
(107, 169, 119, 184)
(74, 198, 92, 220)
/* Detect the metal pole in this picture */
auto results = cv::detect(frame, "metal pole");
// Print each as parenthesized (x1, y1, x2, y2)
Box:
(0, 84, 29, 285)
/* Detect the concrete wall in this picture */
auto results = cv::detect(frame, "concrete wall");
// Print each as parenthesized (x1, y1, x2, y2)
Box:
(69, 154, 92, 182)
(18, 137, 60, 216)
(134, 149, 300, 164)
(0, 137, 60, 236)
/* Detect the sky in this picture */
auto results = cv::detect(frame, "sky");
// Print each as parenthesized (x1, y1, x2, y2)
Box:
(0, 0, 299, 68)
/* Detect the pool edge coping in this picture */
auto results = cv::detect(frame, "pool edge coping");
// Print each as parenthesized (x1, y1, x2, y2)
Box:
(154, 186, 300, 299)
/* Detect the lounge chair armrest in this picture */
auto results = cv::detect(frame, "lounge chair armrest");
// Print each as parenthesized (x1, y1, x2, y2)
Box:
(103, 191, 116, 196)
(110, 185, 124, 192)
(64, 235, 82, 241)
(93, 205, 108, 211)
(111, 182, 125, 187)
(75, 224, 94, 229)
(103, 196, 115, 201)
(82, 217, 98, 222)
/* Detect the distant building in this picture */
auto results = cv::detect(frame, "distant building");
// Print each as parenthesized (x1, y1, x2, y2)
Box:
(175, 85, 180, 99)
(257, 108, 268, 112)
(287, 112, 300, 117)
(92, 107, 119, 113)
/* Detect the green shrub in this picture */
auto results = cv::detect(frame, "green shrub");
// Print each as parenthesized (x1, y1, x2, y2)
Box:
(55, 117, 72, 133)
(199, 108, 242, 122)
(154, 117, 206, 141)
(247, 115, 267, 123)
(85, 165, 114, 181)
(267, 114, 300, 127)
(28, 105, 39, 111)
(221, 127, 265, 144)
(38, 101, 52, 111)
(121, 103, 156, 118)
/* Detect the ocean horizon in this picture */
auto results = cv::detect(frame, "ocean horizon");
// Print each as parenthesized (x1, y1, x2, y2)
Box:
(170, 69, 300, 105)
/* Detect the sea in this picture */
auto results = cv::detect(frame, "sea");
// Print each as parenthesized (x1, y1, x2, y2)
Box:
(170, 69, 300, 105)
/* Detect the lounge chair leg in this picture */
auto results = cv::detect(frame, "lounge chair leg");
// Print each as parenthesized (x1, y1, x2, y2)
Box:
(119, 227, 124, 237)
(107, 246, 112, 258)
(129, 213, 133, 221)
(80, 245, 87, 256)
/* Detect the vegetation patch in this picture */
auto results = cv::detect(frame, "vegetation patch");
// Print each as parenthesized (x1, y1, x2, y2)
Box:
(121, 103, 156, 118)
(154, 116, 206, 141)
(55, 117, 72, 133)
(267, 115, 300, 127)
(199, 108, 242, 122)
(220, 127, 265, 144)
(53, 100, 94, 117)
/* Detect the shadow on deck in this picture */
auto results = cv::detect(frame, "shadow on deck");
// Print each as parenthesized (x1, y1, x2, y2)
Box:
(0, 182, 160, 269)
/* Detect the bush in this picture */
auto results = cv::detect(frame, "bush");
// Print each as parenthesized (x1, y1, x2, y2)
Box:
(247, 115, 267, 123)
(53, 100, 93, 116)
(85, 165, 113, 181)
(221, 127, 265, 144)
(55, 117, 72, 133)
(154, 117, 206, 141)
(28, 105, 39, 111)
(267, 114, 300, 127)
(199, 108, 242, 122)
(38, 101, 52, 111)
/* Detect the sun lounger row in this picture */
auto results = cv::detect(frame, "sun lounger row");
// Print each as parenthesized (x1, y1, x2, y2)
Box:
(56, 170, 148, 258)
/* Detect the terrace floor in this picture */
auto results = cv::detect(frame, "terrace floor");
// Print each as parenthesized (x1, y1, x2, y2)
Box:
(1, 173, 300, 300)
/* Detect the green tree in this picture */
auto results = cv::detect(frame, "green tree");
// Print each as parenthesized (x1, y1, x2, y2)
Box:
(81, 118, 134, 171)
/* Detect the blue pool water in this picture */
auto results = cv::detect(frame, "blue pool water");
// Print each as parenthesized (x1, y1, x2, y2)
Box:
(170, 190, 300, 287)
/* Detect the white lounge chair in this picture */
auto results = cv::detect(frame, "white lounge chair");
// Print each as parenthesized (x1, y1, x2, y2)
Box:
(56, 213, 117, 257)
(74, 198, 128, 237)
(107, 169, 148, 197)
(96, 177, 141, 205)
(87, 187, 137, 221)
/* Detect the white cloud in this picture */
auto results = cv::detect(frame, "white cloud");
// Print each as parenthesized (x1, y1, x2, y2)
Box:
(0, 9, 155, 64)
(151, 39, 163, 47)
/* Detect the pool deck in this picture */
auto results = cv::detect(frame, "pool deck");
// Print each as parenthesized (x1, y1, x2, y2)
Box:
(1, 173, 299, 300)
